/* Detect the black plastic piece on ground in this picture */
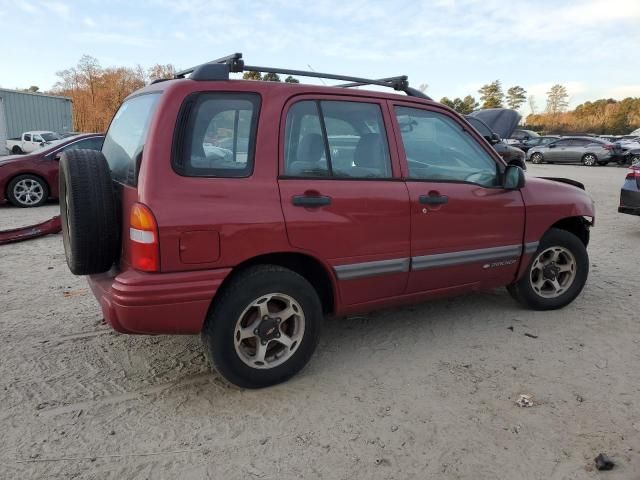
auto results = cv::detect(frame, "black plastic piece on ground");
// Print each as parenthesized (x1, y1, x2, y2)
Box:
(594, 453, 614, 471)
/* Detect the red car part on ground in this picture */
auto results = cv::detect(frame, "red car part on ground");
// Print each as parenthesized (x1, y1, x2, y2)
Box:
(0, 215, 61, 245)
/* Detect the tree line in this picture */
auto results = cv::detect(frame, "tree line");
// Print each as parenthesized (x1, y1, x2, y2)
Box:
(29, 56, 640, 135)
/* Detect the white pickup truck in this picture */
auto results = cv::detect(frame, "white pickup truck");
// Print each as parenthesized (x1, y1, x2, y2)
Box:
(6, 131, 62, 154)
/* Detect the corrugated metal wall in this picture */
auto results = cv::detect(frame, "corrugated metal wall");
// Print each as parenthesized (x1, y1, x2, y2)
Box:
(0, 89, 73, 139)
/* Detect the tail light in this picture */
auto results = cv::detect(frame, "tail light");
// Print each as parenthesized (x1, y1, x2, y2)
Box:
(129, 203, 159, 272)
(626, 167, 640, 180)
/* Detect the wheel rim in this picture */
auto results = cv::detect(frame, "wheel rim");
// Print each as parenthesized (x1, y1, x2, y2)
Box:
(529, 246, 577, 299)
(532, 154, 541, 163)
(584, 154, 596, 166)
(13, 178, 44, 206)
(234, 293, 305, 369)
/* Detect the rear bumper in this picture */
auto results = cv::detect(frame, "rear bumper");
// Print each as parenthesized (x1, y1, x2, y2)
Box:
(619, 187, 640, 216)
(87, 267, 232, 334)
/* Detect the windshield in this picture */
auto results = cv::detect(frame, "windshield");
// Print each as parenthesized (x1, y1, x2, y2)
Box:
(41, 132, 61, 142)
(102, 93, 160, 185)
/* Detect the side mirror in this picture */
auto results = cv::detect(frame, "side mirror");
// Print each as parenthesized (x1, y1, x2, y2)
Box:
(40, 142, 46, 147)
(503, 165, 525, 190)
(508, 158, 527, 171)
(490, 133, 501, 145)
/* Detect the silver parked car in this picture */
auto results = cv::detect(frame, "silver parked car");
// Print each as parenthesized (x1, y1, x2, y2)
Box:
(527, 136, 614, 166)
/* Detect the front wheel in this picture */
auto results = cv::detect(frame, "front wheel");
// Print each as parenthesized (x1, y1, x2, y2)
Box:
(202, 265, 323, 388)
(530, 152, 544, 164)
(7, 174, 49, 207)
(507, 228, 589, 310)
(582, 153, 597, 166)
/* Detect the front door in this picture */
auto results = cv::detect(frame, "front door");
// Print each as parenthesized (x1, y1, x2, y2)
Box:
(278, 97, 410, 306)
(391, 103, 525, 294)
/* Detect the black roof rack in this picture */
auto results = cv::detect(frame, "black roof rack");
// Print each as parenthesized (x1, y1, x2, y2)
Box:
(174, 52, 431, 100)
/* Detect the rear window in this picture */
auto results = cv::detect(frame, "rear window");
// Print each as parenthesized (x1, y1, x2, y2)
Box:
(172, 93, 260, 177)
(102, 93, 160, 185)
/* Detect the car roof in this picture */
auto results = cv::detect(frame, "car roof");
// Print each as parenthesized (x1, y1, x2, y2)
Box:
(128, 78, 441, 107)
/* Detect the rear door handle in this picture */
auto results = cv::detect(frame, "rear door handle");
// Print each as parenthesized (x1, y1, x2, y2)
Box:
(419, 194, 448, 205)
(292, 195, 332, 207)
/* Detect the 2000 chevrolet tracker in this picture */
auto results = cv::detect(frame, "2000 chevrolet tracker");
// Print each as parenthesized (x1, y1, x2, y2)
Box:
(59, 53, 595, 388)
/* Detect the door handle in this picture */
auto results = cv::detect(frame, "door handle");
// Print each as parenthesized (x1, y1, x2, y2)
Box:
(292, 195, 332, 207)
(419, 194, 448, 205)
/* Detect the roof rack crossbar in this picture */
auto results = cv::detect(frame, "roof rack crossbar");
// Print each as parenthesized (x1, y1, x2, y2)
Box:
(175, 52, 244, 78)
(176, 53, 431, 99)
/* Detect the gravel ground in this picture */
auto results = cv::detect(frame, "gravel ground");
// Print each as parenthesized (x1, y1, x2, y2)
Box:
(0, 164, 639, 479)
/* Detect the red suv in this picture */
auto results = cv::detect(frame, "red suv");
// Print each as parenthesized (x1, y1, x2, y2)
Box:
(59, 54, 595, 388)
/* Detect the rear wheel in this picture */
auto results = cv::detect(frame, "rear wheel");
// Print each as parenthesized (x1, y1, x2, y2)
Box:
(7, 174, 48, 207)
(582, 153, 597, 166)
(11, 146, 23, 154)
(508, 228, 589, 310)
(202, 265, 323, 388)
(530, 152, 544, 164)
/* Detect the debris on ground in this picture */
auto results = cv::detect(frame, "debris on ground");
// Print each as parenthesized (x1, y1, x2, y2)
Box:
(63, 289, 88, 298)
(0, 215, 61, 245)
(524, 333, 538, 339)
(516, 394, 534, 407)
(594, 453, 615, 471)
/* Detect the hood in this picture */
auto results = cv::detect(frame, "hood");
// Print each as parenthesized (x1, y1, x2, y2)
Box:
(469, 108, 521, 139)
(0, 154, 28, 166)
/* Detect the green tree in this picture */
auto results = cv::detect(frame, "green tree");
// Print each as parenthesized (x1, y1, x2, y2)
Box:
(506, 86, 527, 110)
(478, 80, 504, 108)
(546, 84, 569, 115)
(284, 75, 300, 83)
(440, 95, 479, 114)
(242, 71, 262, 80)
(262, 72, 281, 82)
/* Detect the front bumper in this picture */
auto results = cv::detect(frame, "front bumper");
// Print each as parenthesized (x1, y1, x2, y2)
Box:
(88, 266, 232, 334)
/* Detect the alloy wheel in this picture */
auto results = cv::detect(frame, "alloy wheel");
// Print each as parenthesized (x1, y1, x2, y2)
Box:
(13, 178, 44, 206)
(234, 293, 305, 369)
(529, 246, 577, 299)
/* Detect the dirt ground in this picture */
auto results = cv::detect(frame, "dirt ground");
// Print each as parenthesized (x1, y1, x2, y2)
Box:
(0, 163, 639, 479)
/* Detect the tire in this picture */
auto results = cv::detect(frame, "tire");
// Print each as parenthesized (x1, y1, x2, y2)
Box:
(530, 152, 544, 164)
(11, 146, 23, 154)
(7, 174, 49, 207)
(507, 228, 589, 311)
(582, 153, 597, 166)
(59, 149, 118, 275)
(202, 265, 323, 388)
(597, 161, 609, 166)
(631, 155, 640, 165)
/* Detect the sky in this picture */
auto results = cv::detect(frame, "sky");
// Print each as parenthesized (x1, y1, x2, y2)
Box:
(0, 0, 639, 114)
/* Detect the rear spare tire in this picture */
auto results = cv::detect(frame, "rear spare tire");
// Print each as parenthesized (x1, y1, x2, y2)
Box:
(59, 149, 118, 275)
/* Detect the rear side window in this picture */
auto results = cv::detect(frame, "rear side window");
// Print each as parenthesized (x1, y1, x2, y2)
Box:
(103, 93, 160, 185)
(173, 93, 260, 177)
(284, 100, 391, 179)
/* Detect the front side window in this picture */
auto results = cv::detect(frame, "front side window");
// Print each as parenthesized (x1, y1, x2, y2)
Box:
(61, 137, 104, 154)
(33, 135, 43, 143)
(174, 93, 260, 178)
(284, 100, 391, 179)
(395, 107, 499, 187)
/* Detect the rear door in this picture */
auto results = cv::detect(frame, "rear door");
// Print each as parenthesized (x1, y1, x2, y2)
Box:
(390, 102, 525, 294)
(278, 96, 410, 306)
(547, 138, 572, 162)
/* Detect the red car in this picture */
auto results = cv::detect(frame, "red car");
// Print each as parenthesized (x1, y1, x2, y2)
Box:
(0, 134, 103, 207)
(59, 54, 595, 388)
